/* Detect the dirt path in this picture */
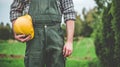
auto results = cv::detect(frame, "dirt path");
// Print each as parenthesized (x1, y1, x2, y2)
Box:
(0, 54, 24, 58)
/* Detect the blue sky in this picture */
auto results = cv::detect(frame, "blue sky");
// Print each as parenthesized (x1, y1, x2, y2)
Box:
(0, 0, 97, 26)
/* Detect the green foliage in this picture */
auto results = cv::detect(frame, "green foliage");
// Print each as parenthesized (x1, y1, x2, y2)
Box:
(94, 0, 120, 67)
(94, 5, 115, 67)
(74, 15, 83, 37)
(0, 22, 13, 40)
(94, 0, 112, 9)
(0, 27, 10, 40)
(74, 12, 94, 37)
(80, 23, 93, 37)
(81, 8, 97, 37)
(110, 0, 120, 66)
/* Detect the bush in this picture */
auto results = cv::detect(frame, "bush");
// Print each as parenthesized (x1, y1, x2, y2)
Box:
(0, 23, 12, 40)
(0, 27, 11, 40)
(111, 0, 120, 66)
(94, 4, 115, 67)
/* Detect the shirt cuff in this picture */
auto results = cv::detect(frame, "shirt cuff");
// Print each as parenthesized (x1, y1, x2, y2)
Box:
(64, 12, 76, 23)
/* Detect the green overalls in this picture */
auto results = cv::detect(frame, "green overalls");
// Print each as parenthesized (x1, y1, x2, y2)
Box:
(24, 0, 65, 67)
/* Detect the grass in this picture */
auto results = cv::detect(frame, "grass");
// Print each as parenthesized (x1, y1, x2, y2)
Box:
(0, 58, 24, 67)
(71, 37, 96, 59)
(0, 41, 26, 55)
(0, 37, 101, 67)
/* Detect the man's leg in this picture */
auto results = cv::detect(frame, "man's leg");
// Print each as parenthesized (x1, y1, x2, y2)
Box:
(45, 24, 66, 67)
(24, 28, 45, 67)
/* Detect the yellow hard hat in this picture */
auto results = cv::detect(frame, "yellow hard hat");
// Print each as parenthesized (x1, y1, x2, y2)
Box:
(13, 14, 34, 39)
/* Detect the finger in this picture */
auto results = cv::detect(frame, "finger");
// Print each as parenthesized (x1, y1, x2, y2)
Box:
(15, 34, 25, 40)
(64, 48, 69, 57)
(65, 49, 72, 57)
(67, 50, 72, 57)
(24, 35, 31, 42)
(17, 34, 26, 38)
(21, 35, 31, 42)
(63, 46, 66, 55)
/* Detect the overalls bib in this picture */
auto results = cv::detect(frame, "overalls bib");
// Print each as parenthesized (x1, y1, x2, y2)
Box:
(28, 0, 62, 23)
(24, 0, 65, 67)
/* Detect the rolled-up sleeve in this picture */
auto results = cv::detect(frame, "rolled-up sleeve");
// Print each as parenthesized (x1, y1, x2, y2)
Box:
(61, 0, 76, 23)
(10, 0, 25, 22)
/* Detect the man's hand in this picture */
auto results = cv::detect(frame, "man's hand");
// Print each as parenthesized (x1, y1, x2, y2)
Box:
(14, 34, 31, 42)
(63, 41, 73, 57)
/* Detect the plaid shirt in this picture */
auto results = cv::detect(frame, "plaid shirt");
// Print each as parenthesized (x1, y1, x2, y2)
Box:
(10, 0, 76, 22)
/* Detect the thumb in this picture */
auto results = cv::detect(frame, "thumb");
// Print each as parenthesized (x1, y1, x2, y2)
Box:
(63, 46, 66, 55)
(18, 34, 26, 38)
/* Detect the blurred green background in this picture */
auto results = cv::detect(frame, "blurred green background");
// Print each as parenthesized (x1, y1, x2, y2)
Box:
(1, 0, 120, 67)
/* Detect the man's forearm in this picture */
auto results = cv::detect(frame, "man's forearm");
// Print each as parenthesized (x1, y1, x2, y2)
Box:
(66, 20, 75, 43)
